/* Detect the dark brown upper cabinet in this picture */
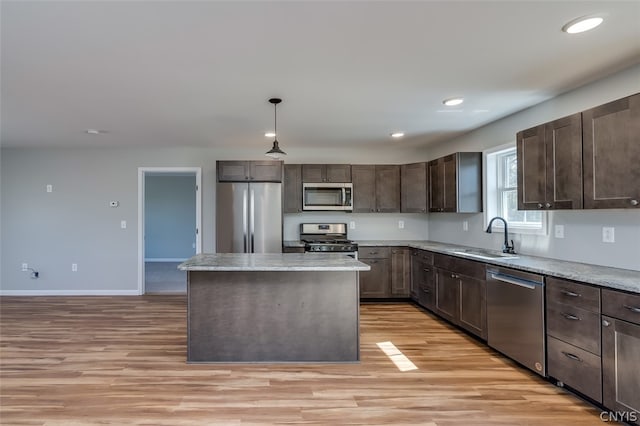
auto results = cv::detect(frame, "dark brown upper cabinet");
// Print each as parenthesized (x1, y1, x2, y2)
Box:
(217, 161, 282, 182)
(517, 113, 583, 210)
(583, 93, 640, 209)
(352, 165, 401, 213)
(401, 162, 427, 213)
(428, 153, 482, 213)
(283, 164, 303, 213)
(301, 164, 351, 183)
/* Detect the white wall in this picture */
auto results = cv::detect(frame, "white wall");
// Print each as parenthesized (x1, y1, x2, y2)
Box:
(426, 64, 640, 271)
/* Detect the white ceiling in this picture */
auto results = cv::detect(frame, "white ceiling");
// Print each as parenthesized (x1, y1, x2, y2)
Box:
(2, 1, 639, 154)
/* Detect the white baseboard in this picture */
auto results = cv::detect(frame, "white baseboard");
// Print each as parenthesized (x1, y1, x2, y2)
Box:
(0, 290, 141, 296)
(144, 258, 188, 262)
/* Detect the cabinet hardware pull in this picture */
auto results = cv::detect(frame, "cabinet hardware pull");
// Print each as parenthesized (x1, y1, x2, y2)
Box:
(561, 351, 582, 362)
(369, 251, 378, 255)
(562, 313, 580, 321)
(545, 202, 552, 208)
(631, 199, 639, 206)
(623, 305, 640, 313)
(423, 268, 430, 272)
(602, 320, 611, 327)
(423, 288, 430, 293)
(561, 290, 580, 297)
(537, 203, 543, 209)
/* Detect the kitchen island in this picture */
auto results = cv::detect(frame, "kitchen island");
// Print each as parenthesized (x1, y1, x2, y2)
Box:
(178, 253, 370, 363)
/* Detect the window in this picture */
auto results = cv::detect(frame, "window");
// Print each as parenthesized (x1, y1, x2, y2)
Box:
(485, 145, 546, 234)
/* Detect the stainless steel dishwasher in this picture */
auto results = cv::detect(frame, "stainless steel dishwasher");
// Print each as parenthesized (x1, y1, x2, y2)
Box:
(486, 266, 546, 376)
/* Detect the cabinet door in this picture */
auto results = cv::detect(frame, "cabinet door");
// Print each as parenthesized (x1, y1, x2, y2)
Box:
(459, 276, 486, 339)
(250, 161, 282, 182)
(391, 248, 410, 297)
(359, 258, 390, 298)
(428, 159, 444, 212)
(435, 269, 459, 323)
(417, 263, 435, 311)
(376, 165, 400, 212)
(352, 165, 376, 213)
(517, 125, 546, 210)
(283, 164, 302, 213)
(545, 113, 583, 209)
(218, 161, 249, 182)
(602, 316, 640, 415)
(442, 154, 458, 212)
(326, 165, 351, 182)
(301, 164, 324, 182)
(583, 93, 640, 209)
(401, 162, 427, 213)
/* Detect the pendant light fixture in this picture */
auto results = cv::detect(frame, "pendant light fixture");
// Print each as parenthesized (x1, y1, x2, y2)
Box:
(265, 97, 287, 159)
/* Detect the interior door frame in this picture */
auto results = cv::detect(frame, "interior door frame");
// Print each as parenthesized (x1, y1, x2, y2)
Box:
(137, 167, 202, 295)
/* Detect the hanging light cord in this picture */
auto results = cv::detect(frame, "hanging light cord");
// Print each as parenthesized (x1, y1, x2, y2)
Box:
(273, 101, 277, 139)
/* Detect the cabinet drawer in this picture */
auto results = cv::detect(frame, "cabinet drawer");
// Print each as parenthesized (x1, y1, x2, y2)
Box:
(547, 300, 601, 354)
(359, 247, 390, 259)
(411, 250, 433, 264)
(547, 277, 600, 312)
(547, 336, 602, 403)
(433, 253, 485, 280)
(602, 289, 640, 325)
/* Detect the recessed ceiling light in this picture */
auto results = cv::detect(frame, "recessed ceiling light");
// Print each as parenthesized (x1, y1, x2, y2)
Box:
(391, 132, 405, 138)
(443, 98, 464, 106)
(265, 132, 276, 138)
(85, 129, 107, 135)
(562, 16, 604, 34)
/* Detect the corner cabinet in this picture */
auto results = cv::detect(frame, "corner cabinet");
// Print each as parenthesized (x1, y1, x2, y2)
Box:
(428, 153, 482, 213)
(517, 113, 583, 210)
(217, 161, 282, 182)
(583, 93, 640, 209)
(401, 162, 427, 213)
(352, 165, 400, 213)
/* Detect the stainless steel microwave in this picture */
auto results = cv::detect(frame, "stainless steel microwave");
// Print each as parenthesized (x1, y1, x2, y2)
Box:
(302, 183, 353, 211)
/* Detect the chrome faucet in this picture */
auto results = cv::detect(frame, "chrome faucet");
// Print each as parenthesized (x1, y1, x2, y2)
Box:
(485, 216, 516, 254)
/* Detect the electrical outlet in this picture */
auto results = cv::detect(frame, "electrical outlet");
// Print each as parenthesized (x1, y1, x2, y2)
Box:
(398, 220, 404, 229)
(463, 221, 469, 231)
(121, 220, 127, 229)
(554, 225, 565, 239)
(21, 263, 28, 272)
(46, 184, 53, 193)
(71, 263, 78, 272)
(602, 227, 615, 243)
(349, 221, 355, 230)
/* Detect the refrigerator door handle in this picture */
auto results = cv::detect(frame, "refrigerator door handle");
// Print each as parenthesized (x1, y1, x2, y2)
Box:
(243, 188, 248, 253)
(250, 189, 255, 253)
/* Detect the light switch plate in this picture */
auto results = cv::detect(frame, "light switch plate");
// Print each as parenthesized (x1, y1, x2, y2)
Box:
(602, 227, 615, 243)
(121, 220, 127, 229)
(46, 184, 53, 193)
(71, 263, 78, 272)
(349, 221, 355, 229)
(463, 221, 469, 231)
(398, 220, 404, 229)
(554, 225, 565, 239)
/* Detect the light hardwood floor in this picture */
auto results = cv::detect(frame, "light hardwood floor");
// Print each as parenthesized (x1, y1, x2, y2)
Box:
(0, 297, 606, 425)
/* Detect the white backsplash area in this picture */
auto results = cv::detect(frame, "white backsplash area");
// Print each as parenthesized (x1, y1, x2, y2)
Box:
(283, 213, 429, 241)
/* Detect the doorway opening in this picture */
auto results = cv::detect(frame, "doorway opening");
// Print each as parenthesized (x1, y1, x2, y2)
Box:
(138, 167, 202, 295)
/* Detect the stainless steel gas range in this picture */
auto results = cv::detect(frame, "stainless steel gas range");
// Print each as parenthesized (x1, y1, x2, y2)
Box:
(300, 223, 358, 258)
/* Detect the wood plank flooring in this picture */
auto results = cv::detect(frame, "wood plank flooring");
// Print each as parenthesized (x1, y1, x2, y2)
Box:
(0, 296, 606, 425)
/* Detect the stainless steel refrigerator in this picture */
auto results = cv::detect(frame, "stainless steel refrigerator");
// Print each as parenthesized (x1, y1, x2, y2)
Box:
(216, 182, 282, 253)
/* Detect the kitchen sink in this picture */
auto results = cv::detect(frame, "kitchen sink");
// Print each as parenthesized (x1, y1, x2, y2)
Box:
(451, 248, 519, 261)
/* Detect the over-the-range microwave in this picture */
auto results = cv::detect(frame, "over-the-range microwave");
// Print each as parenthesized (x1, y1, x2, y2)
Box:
(302, 183, 353, 211)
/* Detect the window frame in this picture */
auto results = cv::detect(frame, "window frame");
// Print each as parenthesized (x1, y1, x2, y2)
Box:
(483, 143, 548, 236)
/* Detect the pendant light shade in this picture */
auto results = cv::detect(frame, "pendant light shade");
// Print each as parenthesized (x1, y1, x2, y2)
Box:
(265, 98, 286, 159)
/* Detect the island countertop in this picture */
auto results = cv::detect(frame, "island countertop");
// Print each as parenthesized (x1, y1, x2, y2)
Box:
(178, 253, 371, 272)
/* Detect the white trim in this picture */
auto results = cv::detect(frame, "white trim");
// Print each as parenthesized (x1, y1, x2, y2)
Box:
(138, 167, 202, 296)
(144, 258, 188, 262)
(0, 290, 140, 296)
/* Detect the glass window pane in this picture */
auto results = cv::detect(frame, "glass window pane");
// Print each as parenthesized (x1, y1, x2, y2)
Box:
(503, 190, 524, 222)
(506, 153, 518, 188)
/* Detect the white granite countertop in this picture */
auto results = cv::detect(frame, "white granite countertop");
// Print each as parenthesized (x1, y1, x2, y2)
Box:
(354, 240, 640, 294)
(178, 253, 370, 272)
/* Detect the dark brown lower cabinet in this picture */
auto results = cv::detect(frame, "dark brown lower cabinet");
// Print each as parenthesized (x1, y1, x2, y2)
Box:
(411, 255, 435, 310)
(359, 258, 390, 298)
(390, 248, 411, 297)
(459, 276, 486, 339)
(601, 288, 640, 420)
(547, 336, 602, 402)
(435, 269, 459, 323)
